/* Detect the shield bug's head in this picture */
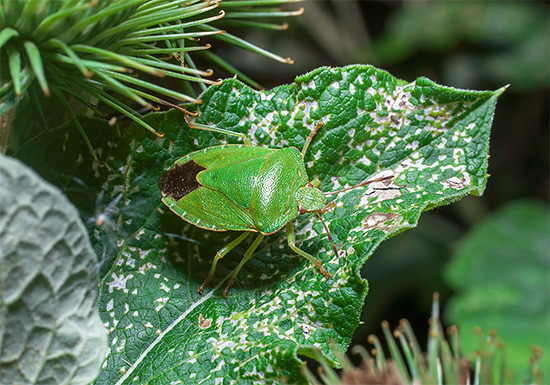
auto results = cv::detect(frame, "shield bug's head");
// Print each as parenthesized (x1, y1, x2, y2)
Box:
(296, 186, 326, 214)
(159, 160, 205, 201)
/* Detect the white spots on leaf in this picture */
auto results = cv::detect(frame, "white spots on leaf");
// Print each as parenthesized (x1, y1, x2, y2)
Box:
(107, 273, 132, 293)
(295, 217, 317, 242)
(135, 228, 145, 240)
(138, 262, 157, 274)
(115, 338, 127, 353)
(394, 156, 430, 173)
(366, 85, 377, 98)
(442, 176, 470, 190)
(313, 149, 321, 160)
(300, 323, 313, 338)
(361, 212, 401, 232)
(106, 299, 114, 311)
(357, 155, 371, 167)
(330, 176, 342, 190)
(406, 140, 419, 151)
(160, 283, 170, 293)
(138, 248, 151, 259)
(125, 256, 135, 268)
(154, 297, 168, 312)
(213, 359, 225, 373)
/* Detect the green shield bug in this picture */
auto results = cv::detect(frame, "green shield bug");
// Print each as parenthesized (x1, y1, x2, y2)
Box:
(159, 117, 391, 297)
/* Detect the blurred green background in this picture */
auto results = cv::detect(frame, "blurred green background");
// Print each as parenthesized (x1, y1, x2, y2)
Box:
(211, 0, 549, 378)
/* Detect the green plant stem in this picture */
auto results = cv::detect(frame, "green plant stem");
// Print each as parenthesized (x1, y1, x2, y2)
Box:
(0, 106, 15, 154)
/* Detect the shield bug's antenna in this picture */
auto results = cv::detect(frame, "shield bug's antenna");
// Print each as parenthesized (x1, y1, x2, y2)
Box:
(324, 175, 394, 195)
(315, 210, 339, 257)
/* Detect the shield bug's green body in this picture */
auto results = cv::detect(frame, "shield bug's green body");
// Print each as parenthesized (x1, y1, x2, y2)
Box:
(160, 145, 321, 234)
(159, 118, 389, 297)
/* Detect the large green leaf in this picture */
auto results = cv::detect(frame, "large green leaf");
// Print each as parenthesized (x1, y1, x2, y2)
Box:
(0, 155, 107, 384)
(444, 200, 550, 380)
(14, 65, 503, 384)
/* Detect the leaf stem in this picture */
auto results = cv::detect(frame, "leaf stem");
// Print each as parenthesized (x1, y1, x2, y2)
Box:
(0, 106, 15, 154)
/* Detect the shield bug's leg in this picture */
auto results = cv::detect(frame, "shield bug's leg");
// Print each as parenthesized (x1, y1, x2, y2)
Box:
(222, 233, 265, 298)
(184, 115, 252, 146)
(301, 121, 323, 156)
(285, 222, 331, 279)
(199, 232, 251, 295)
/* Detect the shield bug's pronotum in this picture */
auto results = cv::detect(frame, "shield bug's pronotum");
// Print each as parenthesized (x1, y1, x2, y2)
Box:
(159, 117, 392, 297)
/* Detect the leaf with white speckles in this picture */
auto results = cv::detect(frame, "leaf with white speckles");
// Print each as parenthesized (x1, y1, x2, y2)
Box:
(0, 155, 107, 385)
(14, 65, 504, 384)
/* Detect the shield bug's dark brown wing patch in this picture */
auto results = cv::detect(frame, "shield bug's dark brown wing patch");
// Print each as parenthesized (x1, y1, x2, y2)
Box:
(159, 160, 206, 201)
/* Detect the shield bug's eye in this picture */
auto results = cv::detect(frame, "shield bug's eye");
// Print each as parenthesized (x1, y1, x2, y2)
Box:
(159, 160, 205, 201)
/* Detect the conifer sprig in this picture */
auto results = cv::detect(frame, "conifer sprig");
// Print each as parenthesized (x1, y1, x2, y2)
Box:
(0, 0, 303, 155)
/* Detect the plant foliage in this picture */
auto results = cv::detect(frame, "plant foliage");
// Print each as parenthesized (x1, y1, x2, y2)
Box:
(0, 0, 303, 153)
(445, 200, 549, 381)
(13, 65, 503, 384)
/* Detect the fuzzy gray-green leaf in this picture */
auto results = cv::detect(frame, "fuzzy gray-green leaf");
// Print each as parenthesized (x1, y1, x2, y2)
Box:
(0, 155, 107, 385)
(14, 65, 503, 384)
